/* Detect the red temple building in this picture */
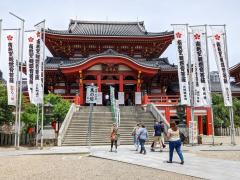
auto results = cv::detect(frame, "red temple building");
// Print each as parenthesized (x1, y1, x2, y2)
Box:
(44, 20, 213, 136)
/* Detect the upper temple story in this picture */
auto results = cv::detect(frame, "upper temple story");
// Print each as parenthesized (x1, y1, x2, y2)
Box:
(44, 20, 174, 59)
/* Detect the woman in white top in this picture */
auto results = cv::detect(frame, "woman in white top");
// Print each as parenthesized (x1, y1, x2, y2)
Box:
(167, 122, 184, 165)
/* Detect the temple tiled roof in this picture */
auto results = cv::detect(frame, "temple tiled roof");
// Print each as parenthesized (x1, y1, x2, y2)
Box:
(45, 49, 177, 71)
(210, 82, 240, 92)
(45, 20, 173, 37)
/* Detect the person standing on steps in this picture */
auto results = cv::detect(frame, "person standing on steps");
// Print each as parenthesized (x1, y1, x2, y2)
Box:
(132, 123, 140, 151)
(167, 122, 184, 165)
(138, 124, 148, 155)
(110, 123, 118, 152)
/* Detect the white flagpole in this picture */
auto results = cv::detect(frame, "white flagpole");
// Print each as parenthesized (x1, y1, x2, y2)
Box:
(36, 104, 39, 146)
(223, 25, 236, 145)
(9, 12, 25, 149)
(187, 24, 195, 146)
(204, 25, 215, 145)
(15, 29, 21, 148)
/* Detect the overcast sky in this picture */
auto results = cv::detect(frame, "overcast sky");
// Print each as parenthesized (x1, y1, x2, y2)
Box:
(0, 0, 239, 79)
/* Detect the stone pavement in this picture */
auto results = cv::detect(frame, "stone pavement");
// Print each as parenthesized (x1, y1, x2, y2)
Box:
(1, 145, 240, 180)
(0, 146, 89, 157)
(90, 145, 240, 180)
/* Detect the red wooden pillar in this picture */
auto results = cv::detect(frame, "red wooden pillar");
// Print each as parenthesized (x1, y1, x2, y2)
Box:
(206, 107, 213, 135)
(79, 70, 84, 105)
(198, 116, 203, 135)
(186, 106, 191, 128)
(165, 107, 171, 123)
(119, 74, 124, 92)
(136, 71, 141, 92)
(97, 74, 101, 92)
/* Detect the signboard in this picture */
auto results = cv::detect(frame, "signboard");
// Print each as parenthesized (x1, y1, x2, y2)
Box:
(86, 85, 98, 104)
(135, 92, 142, 105)
(189, 120, 198, 144)
(96, 92, 102, 105)
(118, 92, 124, 105)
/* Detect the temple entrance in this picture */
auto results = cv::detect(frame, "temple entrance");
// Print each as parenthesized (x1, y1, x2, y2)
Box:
(124, 84, 135, 106)
(102, 84, 119, 106)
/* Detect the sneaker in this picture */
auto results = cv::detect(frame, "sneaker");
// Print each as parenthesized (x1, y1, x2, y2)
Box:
(167, 161, 172, 163)
(180, 161, 184, 165)
(150, 149, 155, 152)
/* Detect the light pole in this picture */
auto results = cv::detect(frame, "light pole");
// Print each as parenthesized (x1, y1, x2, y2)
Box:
(9, 12, 25, 149)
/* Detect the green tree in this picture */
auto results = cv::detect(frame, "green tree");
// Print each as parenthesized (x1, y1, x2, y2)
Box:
(21, 103, 38, 129)
(212, 93, 240, 128)
(44, 93, 70, 122)
(0, 82, 14, 125)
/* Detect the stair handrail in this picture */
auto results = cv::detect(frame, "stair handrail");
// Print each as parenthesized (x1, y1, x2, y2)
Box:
(57, 103, 76, 146)
(148, 103, 170, 128)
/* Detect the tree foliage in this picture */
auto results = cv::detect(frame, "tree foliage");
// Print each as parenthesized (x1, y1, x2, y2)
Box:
(212, 93, 240, 128)
(0, 82, 14, 125)
(44, 93, 70, 122)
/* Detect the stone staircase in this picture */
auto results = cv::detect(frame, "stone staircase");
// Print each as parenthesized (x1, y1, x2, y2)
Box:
(62, 106, 156, 146)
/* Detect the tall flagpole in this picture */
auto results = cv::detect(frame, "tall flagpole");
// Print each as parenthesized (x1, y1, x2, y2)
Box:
(205, 25, 215, 145)
(9, 12, 25, 149)
(223, 25, 236, 145)
(15, 28, 21, 148)
(36, 104, 39, 146)
(34, 20, 46, 149)
(187, 24, 195, 146)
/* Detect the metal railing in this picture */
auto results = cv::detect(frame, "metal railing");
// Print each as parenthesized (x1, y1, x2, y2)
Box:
(111, 99, 120, 127)
(57, 103, 76, 146)
(148, 103, 170, 129)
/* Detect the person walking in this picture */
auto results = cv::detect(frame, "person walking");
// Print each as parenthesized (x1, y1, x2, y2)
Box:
(167, 122, 184, 165)
(110, 123, 118, 152)
(132, 123, 140, 151)
(159, 121, 166, 149)
(138, 124, 148, 155)
(151, 121, 163, 152)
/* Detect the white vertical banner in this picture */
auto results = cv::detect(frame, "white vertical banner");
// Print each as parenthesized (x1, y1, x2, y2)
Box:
(6, 31, 19, 106)
(135, 92, 141, 105)
(210, 26, 232, 106)
(118, 92, 124, 105)
(32, 25, 44, 104)
(190, 26, 211, 107)
(26, 32, 35, 104)
(172, 25, 190, 105)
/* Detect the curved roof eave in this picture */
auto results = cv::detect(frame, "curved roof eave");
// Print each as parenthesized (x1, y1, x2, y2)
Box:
(61, 54, 160, 70)
(44, 30, 174, 39)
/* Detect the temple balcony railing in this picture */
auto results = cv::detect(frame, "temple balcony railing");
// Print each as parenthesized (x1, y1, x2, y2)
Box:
(143, 94, 180, 105)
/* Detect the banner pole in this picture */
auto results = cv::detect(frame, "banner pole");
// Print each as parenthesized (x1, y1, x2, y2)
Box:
(36, 104, 39, 146)
(17, 18, 24, 149)
(205, 25, 215, 145)
(13, 29, 20, 149)
(40, 20, 46, 149)
(223, 25, 236, 145)
(187, 24, 195, 146)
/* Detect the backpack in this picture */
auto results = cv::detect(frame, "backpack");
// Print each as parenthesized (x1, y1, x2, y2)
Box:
(179, 131, 186, 142)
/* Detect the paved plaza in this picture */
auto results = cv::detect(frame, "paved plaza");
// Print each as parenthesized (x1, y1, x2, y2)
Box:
(0, 144, 240, 180)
